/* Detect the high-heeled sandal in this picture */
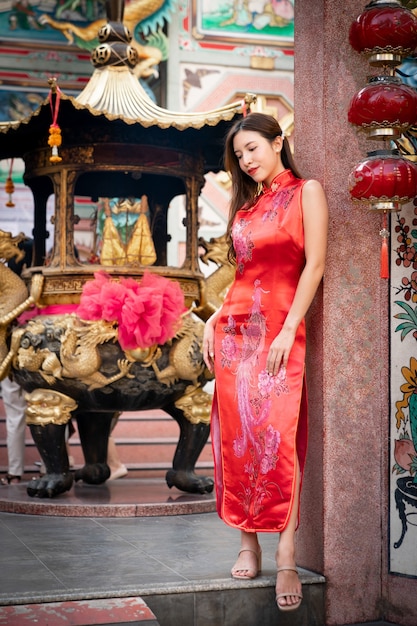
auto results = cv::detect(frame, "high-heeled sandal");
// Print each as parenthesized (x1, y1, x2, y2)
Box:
(276, 565, 303, 611)
(0, 474, 21, 485)
(231, 548, 262, 579)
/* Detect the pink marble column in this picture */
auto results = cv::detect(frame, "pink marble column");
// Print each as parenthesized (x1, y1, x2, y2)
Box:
(294, 1, 417, 625)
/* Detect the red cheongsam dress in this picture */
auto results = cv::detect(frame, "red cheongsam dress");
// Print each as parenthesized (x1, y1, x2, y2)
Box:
(211, 169, 308, 532)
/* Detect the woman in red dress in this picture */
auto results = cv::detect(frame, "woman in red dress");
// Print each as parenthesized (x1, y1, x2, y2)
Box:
(203, 112, 328, 612)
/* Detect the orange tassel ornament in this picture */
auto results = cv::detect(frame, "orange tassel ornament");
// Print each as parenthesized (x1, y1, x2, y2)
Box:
(48, 80, 62, 163)
(5, 159, 15, 207)
(48, 125, 62, 163)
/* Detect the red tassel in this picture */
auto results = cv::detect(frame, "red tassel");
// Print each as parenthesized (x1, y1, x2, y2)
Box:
(379, 213, 389, 279)
(380, 236, 389, 278)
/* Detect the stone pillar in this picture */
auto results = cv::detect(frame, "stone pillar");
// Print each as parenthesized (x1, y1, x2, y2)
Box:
(293, 1, 416, 624)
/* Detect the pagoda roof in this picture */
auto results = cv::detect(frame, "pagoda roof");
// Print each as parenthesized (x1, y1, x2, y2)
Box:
(0, 0, 257, 171)
(0, 69, 255, 171)
(75, 66, 255, 130)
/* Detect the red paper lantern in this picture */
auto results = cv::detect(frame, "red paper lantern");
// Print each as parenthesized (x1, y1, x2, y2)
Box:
(349, 150, 417, 211)
(349, 150, 417, 277)
(348, 75, 417, 139)
(349, 0, 417, 66)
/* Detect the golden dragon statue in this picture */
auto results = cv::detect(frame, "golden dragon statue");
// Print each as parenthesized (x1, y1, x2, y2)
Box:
(193, 233, 236, 322)
(13, 316, 134, 391)
(0, 230, 44, 380)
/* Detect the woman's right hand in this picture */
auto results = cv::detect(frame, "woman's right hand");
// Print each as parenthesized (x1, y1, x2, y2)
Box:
(203, 316, 217, 372)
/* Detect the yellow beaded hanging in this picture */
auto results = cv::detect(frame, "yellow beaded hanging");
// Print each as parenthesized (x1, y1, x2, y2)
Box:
(48, 79, 62, 163)
(48, 125, 62, 163)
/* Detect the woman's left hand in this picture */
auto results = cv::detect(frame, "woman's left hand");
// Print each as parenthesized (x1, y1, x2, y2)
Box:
(266, 327, 296, 376)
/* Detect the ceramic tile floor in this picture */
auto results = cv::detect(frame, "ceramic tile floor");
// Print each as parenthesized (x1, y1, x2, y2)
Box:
(0, 507, 283, 604)
(0, 479, 402, 626)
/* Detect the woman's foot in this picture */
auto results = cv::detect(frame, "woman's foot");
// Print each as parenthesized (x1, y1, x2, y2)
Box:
(275, 564, 303, 611)
(275, 544, 303, 611)
(231, 547, 262, 579)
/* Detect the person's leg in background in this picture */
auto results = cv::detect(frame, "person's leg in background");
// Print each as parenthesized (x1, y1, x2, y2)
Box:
(107, 413, 128, 480)
(1, 376, 27, 484)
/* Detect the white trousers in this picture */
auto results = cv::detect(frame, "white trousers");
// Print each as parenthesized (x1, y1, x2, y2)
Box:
(1, 377, 27, 476)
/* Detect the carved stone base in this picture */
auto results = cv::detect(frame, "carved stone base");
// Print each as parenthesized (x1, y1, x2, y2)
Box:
(0, 477, 216, 517)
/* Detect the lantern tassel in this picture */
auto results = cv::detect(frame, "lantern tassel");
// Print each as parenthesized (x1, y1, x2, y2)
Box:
(380, 212, 389, 279)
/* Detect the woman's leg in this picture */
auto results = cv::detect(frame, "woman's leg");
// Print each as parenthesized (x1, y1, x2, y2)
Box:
(275, 458, 302, 608)
(231, 529, 262, 579)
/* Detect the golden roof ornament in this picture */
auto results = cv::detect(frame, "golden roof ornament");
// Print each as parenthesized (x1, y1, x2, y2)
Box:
(75, 0, 256, 127)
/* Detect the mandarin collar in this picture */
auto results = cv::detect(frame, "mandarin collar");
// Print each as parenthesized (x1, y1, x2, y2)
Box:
(262, 169, 293, 194)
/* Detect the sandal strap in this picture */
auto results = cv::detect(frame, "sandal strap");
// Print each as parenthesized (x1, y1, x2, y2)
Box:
(238, 548, 261, 557)
(277, 565, 298, 574)
(231, 547, 262, 579)
(276, 592, 303, 600)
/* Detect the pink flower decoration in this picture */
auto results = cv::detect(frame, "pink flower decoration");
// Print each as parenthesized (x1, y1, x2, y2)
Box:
(120, 276, 141, 294)
(100, 281, 127, 324)
(121, 287, 163, 349)
(77, 270, 186, 350)
(77, 271, 109, 320)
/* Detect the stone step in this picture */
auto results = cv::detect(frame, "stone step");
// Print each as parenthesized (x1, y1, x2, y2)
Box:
(143, 573, 325, 626)
(0, 404, 182, 439)
(0, 572, 325, 626)
(111, 414, 181, 438)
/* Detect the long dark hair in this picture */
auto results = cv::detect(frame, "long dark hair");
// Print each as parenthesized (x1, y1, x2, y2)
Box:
(224, 112, 302, 262)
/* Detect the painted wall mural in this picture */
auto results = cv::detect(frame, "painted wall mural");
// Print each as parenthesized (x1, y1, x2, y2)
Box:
(0, 1, 107, 45)
(0, 87, 43, 122)
(390, 198, 417, 578)
(389, 48, 417, 579)
(191, 0, 294, 47)
(0, 0, 97, 122)
(177, 0, 293, 60)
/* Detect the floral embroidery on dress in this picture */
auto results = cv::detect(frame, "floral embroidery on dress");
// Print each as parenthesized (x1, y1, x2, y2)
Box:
(260, 424, 282, 474)
(232, 217, 254, 274)
(220, 279, 290, 517)
(239, 475, 282, 517)
(239, 432, 284, 516)
(262, 186, 297, 223)
(221, 316, 238, 368)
